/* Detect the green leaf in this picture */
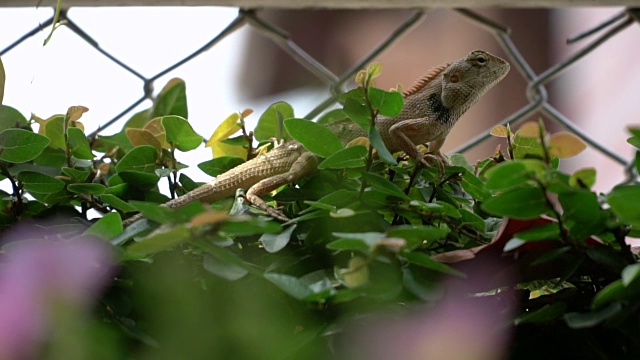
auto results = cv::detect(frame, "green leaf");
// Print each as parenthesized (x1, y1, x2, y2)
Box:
(481, 187, 550, 219)
(607, 185, 640, 227)
(41, 115, 66, 150)
(67, 183, 106, 195)
(0, 56, 4, 105)
(0, 105, 28, 132)
(387, 225, 449, 248)
(284, 118, 343, 157)
(316, 108, 345, 125)
(197, 156, 244, 177)
(66, 127, 94, 159)
(515, 303, 567, 325)
(318, 145, 367, 169)
(162, 115, 203, 152)
(203, 253, 248, 281)
(459, 208, 486, 231)
(564, 302, 623, 329)
(342, 95, 370, 131)
(83, 212, 122, 240)
(461, 171, 490, 201)
(326, 238, 370, 252)
(514, 223, 560, 241)
(368, 88, 403, 117)
(332, 232, 385, 248)
(115, 145, 158, 174)
(254, 101, 294, 142)
(362, 172, 409, 200)
(220, 218, 281, 236)
(402, 252, 465, 277)
(513, 132, 545, 160)
(622, 263, 640, 288)
(153, 78, 188, 119)
(126, 225, 191, 258)
(484, 160, 545, 191)
(118, 171, 160, 190)
(100, 194, 137, 213)
(260, 224, 296, 253)
(368, 126, 397, 165)
(559, 190, 605, 238)
(0, 129, 50, 163)
(18, 171, 65, 194)
(627, 136, 640, 149)
(129, 200, 174, 224)
(591, 280, 626, 310)
(569, 168, 596, 188)
(264, 273, 312, 300)
(61, 167, 90, 182)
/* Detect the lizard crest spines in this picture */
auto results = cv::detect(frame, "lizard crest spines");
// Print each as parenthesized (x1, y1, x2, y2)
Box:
(401, 63, 450, 97)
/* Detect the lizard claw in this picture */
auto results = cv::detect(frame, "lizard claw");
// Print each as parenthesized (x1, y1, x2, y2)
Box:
(245, 194, 290, 221)
(420, 152, 448, 177)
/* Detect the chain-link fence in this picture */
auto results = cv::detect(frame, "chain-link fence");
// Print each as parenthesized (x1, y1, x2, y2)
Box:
(1, 6, 638, 182)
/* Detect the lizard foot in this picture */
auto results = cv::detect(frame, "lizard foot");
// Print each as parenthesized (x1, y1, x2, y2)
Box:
(419, 153, 447, 177)
(245, 194, 290, 221)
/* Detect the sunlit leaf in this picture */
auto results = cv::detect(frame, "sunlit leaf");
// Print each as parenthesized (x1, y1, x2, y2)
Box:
(162, 115, 203, 152)
(254, 102, 293, 142)
(368, 87, 403, 117)
(153, 78, 187, 119)
(518, 121, 541, 137)
(284, 118, 343, 157)
(65, 105, 89, 122)
(115, 145, 158, 174)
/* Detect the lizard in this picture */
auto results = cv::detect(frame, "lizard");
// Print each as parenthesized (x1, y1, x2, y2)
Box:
(123, 50, 509, 226)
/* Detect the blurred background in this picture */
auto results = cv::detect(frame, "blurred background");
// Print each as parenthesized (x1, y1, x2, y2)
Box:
(1, 6, 638, 191)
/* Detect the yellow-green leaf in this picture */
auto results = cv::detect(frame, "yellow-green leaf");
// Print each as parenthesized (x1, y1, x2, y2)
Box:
(570, 168, 596, 188)
(549, 132, 587, 158)
(517, 121, 541, 137)
(206, 112, 242, 151)
(0, 56, 4, 105)
(490, 125, 509, 137)
(126, 128, 162, 151)
(340, 256, 369, 288)
(65, 105, 89, 122)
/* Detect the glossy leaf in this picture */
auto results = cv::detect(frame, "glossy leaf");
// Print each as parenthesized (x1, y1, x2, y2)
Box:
(83, 212, 122, 240)
(162, 115, 203, 152)
(126, 225, 191, 257)
(342, 93, 370, 131)
(198, 156, 244, 177)
(254, 101, 293, 142)
(369, 126, 397, 165)
(67, 183, 106, 195)
(203, 253, 248, 281)
(362, 172, 409, 200)
(205, 112, 243, 158)
(0, 129, 50, 163)
(115, 145, 158, 174)
(318, 145, 367, 169)
(481, 187, 549, 219)
(100, 194, 137, 213)
(67, 127, 94, 159)
(260, 224, 296, 253)
(607, 185, 640, 227)
(18, 171, 64, 194)
(284, 118, 343, 157)
(0, 105, 28, 132)
(368, 87, 403, 117)
(153, 78, 188, 119)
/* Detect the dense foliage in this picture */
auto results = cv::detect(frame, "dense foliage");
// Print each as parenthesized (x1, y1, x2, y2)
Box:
(1, 60, 640, 359)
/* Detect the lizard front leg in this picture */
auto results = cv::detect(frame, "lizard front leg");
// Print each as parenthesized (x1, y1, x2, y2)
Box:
(245, 151, 319, 221)
(388, 118, 448, 174)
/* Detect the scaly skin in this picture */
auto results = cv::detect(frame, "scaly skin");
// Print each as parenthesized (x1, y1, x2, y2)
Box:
(123, 50, 509, 226)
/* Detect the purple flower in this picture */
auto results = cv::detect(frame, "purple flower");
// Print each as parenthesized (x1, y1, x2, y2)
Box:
(0, 223, 114, 360)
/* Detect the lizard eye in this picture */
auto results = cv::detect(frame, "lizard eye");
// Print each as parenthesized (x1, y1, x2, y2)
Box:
(475, 54, 488, 65)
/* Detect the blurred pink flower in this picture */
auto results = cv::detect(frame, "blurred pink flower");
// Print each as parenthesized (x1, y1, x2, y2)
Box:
(0, 224, 114, 360)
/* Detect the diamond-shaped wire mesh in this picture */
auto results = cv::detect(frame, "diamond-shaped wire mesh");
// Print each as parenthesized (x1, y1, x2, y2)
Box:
(1, 7, 638, 183)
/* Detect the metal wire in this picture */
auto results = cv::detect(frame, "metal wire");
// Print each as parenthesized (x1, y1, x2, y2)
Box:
(1, 6, 636, 177)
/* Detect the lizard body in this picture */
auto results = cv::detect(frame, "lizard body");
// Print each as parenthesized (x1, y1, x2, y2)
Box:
(123, 50, 509, 225)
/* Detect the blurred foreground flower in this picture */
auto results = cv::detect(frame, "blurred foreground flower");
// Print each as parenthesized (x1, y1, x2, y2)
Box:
(339, 258, 516, 360)
(0, 223, 114, 360)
